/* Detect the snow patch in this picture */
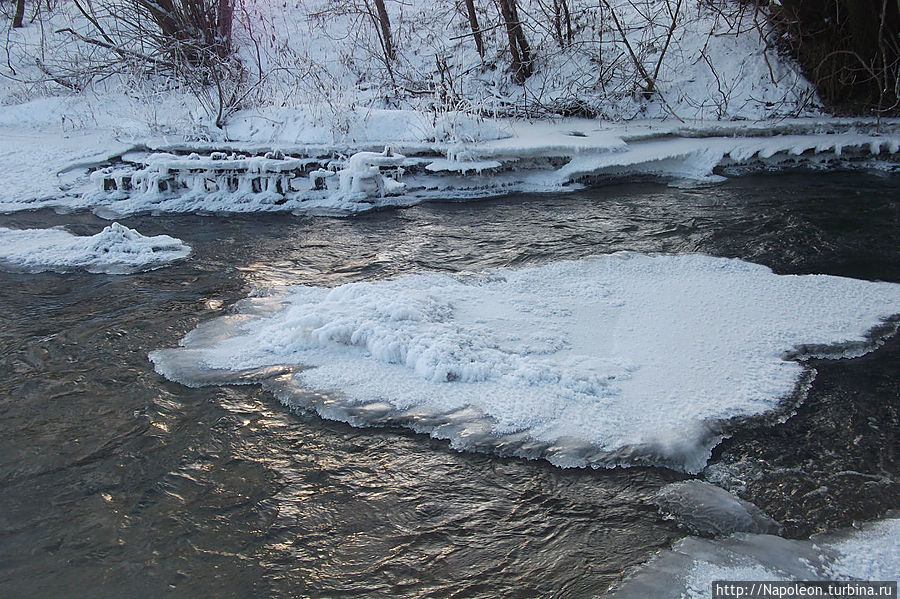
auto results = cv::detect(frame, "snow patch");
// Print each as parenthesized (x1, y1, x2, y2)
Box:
(150, 254, 900, 472)
(0, 223, 190, 274)
(223, 108, 510, 146)
(825, 518, 900, 580)
(425, 159, 503, 173)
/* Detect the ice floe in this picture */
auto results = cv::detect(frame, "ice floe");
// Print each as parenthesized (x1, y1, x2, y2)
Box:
(150, 254, 900, 472)
(0, 223, 190, 274)
(610, 517, 900, 598)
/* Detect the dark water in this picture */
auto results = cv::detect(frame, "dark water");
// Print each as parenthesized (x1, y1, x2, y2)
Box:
(0, 173, 898, 597)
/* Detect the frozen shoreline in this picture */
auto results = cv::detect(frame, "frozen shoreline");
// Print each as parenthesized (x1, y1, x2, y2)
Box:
(2, 109, 900, 217)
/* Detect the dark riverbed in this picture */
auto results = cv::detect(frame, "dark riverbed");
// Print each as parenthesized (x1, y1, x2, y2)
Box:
(1, 173, 898, 597)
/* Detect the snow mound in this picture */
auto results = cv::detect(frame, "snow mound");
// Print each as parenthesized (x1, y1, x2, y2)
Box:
(610, 517, 900, 598)
(149, 254, 900, 472)
(655, 480, 781, 537)
(0, 223, 190, 274)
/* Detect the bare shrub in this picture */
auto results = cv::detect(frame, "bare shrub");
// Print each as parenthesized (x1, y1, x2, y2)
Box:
(769, 0, 900, 116)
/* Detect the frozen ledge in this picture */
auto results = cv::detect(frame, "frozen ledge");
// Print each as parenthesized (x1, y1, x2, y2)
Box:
(5, 118, 900, 217)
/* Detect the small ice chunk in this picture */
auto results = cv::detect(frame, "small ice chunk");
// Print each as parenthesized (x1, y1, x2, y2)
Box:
(0, 222, 190, 274)
(332, 148, 407, 202)
(655, 480, 781, 536)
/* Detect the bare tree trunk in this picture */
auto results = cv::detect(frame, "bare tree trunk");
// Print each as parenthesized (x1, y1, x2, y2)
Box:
(464, 0, 485, 58)
(507, 0, 531, 71)
(561, 0, 573, 45)
(498, 0, 532, 83)
(551, 0, 564, 49)
(499, 0, 524, 81)
(13, 0, 26, 28)
(373, 0, 395, 60)
(216, 0, 234, 57)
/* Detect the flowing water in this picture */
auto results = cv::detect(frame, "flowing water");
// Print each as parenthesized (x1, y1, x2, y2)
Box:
(1, 173, 898, 597)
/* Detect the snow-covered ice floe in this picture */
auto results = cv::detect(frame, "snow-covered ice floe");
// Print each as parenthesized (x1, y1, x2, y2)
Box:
(0, 223, 190, 274)
(150, 254, 900, 472)
(610, 516, 900, 598)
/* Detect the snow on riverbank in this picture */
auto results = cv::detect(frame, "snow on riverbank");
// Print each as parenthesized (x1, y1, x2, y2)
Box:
(0, 223, 190, 273)
(150, 254, 900, 472)
(2, 0, 816, 124)
(0, 0, 874, 214)
(2, 99, 900, 217)
(0, 126, 137, 213)
(72, 126, 900, 217)
(610, 517, 900, 598)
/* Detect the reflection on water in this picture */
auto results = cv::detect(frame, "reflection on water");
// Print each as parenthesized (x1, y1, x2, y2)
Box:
(0, 173, 898, 597)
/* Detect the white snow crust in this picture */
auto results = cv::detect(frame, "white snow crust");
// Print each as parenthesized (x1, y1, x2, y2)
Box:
(0, 223, 190, 273)
(825, 518, 900, 581)
(610, 517, 900, 598)
(150, 254, 900, 472)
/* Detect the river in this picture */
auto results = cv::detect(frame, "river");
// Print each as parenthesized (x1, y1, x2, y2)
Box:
(1, 172, 898, 597)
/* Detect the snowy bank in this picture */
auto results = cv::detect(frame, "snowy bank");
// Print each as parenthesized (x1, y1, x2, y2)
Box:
(150, 254, 900, 472)
(1, 85, 899, 218)
(0, 223, 190, 274)
(610, 517, 900, 598)
(3, 114, 900, 217)
(1, 0, 816, 124)
(79, 121, 900, 218)
(0, 0, 873, 215)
